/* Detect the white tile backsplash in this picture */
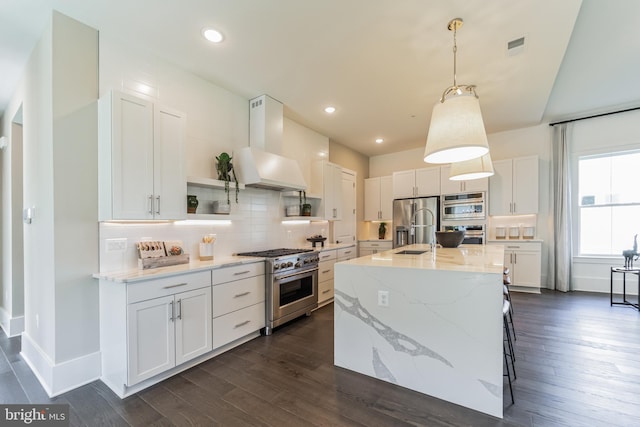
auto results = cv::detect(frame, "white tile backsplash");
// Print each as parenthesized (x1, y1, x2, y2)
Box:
(99, 187, 329, 272)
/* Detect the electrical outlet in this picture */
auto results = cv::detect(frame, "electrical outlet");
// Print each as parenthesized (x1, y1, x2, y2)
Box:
(105, 238, 127, 252)
(378, 290, 389, 307)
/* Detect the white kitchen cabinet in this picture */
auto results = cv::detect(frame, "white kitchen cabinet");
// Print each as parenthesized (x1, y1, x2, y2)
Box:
(212, 262, 266, 349)
(127, 285, 212, 385)
(489, 156, 538, 216)
(358, 240, 393, 256)
(491, 241, 542, 291)
(97, 270, 213, 390)
(392, 167, 440, 199)
(364, 176, 392, 221)
(439, 165, 488, 194)
(318, 249, 337, 306)
(312, 161, 343, 220)
(99, 90, 186, 220)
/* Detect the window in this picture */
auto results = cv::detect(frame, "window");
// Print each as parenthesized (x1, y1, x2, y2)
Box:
(578, 150, 640, 255)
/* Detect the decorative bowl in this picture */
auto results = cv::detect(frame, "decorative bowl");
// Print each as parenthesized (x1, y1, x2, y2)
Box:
(435, 231, 465, 248)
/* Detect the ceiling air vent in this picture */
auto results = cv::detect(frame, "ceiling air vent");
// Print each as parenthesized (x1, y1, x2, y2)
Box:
(507, 36, 525, 56)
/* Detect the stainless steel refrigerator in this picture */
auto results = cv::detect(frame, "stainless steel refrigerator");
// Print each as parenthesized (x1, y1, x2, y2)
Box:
(393, 197, 439, 248)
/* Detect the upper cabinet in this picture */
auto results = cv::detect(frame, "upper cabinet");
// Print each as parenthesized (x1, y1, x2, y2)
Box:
(99, 91, 186, 221)
(439, 165, 489, 194)
(311, 160, 343, 220)
(392, 167, 440, 199)
(489, 156, 538, 216)
(364, 176, 392, 221)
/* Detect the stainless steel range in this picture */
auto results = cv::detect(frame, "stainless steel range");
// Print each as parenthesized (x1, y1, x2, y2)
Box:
(237, 248, 319, 335)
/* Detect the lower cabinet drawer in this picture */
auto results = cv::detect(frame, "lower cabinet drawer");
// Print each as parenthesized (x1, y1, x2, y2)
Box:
(319, 260, 335, 283)
(213, 275, 265, 317)
(318, 279, 334, 303)
(212, 302, 265, 349)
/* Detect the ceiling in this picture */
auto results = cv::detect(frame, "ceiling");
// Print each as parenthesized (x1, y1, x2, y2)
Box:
(1, 0, 639, 157)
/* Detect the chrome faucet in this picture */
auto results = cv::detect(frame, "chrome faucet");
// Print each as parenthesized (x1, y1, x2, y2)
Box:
(410, 207, 436, 250)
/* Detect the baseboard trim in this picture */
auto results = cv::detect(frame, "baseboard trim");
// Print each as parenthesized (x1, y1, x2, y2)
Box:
(0, 307, 25, 337)
(20, 332, 101, 397)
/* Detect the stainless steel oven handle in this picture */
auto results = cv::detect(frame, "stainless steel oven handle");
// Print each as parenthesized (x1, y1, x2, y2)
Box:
(275, 267, 318, 281)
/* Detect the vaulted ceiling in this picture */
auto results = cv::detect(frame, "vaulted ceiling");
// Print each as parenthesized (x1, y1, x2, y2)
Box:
(1, 0, 639, 156)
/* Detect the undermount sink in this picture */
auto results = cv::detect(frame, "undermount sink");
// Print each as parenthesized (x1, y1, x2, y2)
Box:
(395, 250, 428, 255)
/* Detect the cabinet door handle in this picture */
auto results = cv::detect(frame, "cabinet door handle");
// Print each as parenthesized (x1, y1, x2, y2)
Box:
(234, 320, 250, 328)
(513, 202, 516, 213)
(514, 253, 517, 264)
(163, 283, 188, 289)
(156, 195, 161, 215)
(148, 195, 153, 214)
(233, 270, 251, 276)
(234, 291, 251, 298)
(169, 301, 174, 322)
(176, 299, 182, 319)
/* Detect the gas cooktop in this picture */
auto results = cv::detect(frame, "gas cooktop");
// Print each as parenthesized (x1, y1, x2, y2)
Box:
(236, 248, 314, 258)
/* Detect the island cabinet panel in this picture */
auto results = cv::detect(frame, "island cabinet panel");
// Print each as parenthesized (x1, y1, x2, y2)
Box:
(492, 241, 542, 292)
(334, 244, 505, 418)
(212, 262, 266, 349)
(358, 240, 392, 256)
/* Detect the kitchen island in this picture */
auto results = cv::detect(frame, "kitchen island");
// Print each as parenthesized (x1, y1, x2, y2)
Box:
(334, 244, 505, 418)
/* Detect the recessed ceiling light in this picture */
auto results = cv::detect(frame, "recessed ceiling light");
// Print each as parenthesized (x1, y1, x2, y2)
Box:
(202, 28, 224, 43)
(324, 106, 336, 114)
(375, 138, 383, 144)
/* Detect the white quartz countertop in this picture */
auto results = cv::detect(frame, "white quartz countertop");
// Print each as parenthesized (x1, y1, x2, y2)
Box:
(342, 243, 504, 274)
(93, 255, 265, 283)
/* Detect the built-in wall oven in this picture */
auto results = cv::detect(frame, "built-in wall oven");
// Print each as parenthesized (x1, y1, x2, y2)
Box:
(442, 224, 486, 245)
(237, 248, 319, 335)
(442, 192, 486, 221)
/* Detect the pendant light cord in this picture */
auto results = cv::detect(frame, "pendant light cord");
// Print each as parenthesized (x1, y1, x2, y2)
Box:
(452, 25, 457, 88)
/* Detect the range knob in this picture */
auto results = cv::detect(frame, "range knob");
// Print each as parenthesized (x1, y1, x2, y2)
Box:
(274, 264, 280, 270)
(280, 262, 288, 269)
(303, 258, 309, 264)
(295, 262, 301, 268)
(287, 261, 294, 267)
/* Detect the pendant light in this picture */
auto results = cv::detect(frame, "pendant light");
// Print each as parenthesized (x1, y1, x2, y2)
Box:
(449, 153, 494, 181)
(424, 18, 490, 164)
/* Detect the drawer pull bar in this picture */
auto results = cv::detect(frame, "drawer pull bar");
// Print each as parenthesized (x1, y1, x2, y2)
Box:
(343, 251, 352, 254)
(234, 291, 251, 298)
(233, 270, 251, 276)
(321, 255, 331, 259)
(234, 320, 250, 328)
(163, 283, 188, 289)
(322, 270, 331, 274)
(322, 289, 331, 294)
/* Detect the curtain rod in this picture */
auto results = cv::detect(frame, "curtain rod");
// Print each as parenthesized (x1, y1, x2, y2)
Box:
(549, 106, 640, 126)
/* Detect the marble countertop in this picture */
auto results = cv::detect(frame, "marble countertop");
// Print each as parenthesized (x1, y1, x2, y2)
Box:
(341, 243, 504, 274)
(93, 255, 265, 283)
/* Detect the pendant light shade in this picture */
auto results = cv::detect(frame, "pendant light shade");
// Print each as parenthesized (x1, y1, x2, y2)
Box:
(449, 153, 494, 181)
(424, 94, 489, 164)
(424, 17, 490, 165)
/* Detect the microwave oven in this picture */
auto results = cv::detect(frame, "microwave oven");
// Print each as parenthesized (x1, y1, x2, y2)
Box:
(442, 192, 486, 220)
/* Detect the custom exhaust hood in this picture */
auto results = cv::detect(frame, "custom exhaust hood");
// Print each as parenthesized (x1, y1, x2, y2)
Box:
(234, 95, 307, 192)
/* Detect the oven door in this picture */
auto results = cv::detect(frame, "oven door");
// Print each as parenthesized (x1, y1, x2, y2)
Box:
(442, 202, 485, 220)
(272, 268, 318, 322)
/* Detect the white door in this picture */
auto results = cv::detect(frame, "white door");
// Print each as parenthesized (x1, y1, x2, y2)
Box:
(489, 159, 513, 215)
(175, 287, 212, 365)
(112, 92, 154, 220)
(334, 170, 356, 244)
(379, 176, 393, 220)
(364, 177, 381, 221)
(416, 167, 441, 196)
(512, 156, 539, 215)
(512, 251, 542, 288)
(127, 295, 175, 386)
(392, 170, 415, 199)
(154, 105, 187, 220)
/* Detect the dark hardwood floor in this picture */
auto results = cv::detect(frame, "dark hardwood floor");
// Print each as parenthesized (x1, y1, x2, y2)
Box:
(1, 290, 639, 426)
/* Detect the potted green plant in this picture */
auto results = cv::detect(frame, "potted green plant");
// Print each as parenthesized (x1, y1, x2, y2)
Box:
(378, 222, 387, 239)
(187, 195, 199, 214)
(216, 152, 239, 205)
(300, 190, 312, 216)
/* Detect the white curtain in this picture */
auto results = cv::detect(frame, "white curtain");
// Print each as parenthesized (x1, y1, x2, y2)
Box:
(551, 123, 573, 292)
